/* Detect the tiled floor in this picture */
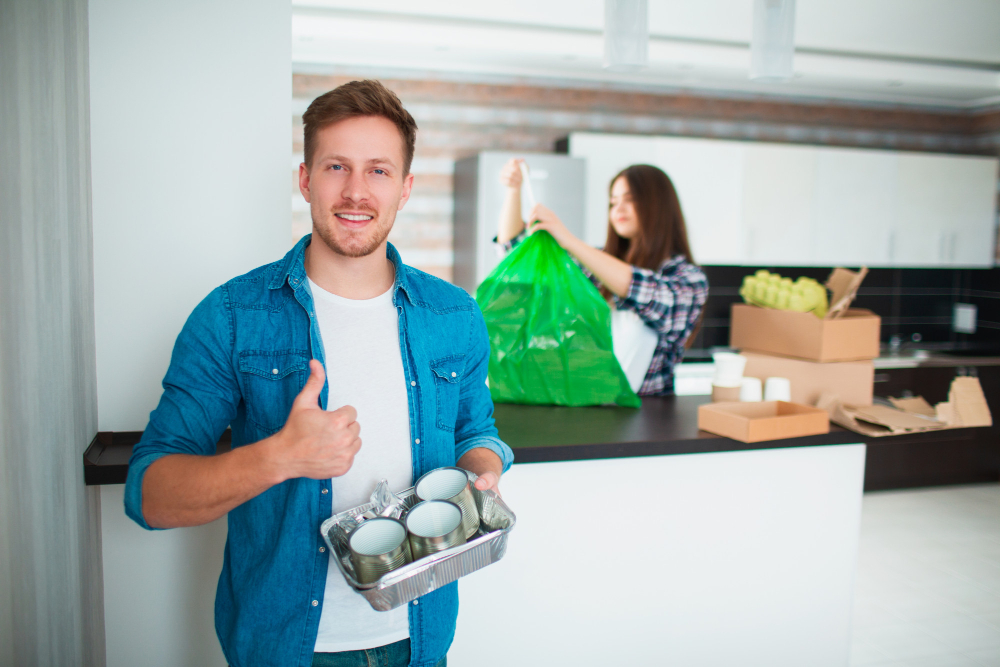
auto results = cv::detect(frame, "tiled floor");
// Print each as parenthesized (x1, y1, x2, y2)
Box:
(850, 483, 1000, 667)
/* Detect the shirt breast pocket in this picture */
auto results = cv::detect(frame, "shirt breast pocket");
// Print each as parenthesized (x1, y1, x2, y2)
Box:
(239, 350, 310, 434)
(430, 354, 465, 432)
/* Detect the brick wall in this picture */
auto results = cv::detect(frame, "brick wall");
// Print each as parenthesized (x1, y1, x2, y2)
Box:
(291, 71, 1000, 282)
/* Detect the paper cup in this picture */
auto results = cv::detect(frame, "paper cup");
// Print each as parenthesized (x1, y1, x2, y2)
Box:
(712, 352, 747, 387)
(764, 377, 792, 402)
(740, 377, 763, 402)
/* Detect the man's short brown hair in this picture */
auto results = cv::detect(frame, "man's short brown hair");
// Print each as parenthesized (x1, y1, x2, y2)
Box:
(302, 80, 418, 175)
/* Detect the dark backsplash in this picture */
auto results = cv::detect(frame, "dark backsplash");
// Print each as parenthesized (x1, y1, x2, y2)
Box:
(684, 266, 1000, 360)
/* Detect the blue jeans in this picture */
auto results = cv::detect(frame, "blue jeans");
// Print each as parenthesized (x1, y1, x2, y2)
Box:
(312, 639, 446, 667)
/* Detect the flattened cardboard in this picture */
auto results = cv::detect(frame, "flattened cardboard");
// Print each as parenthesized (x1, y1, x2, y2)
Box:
(697, 401, 830, 443)
(742, 352, 873, 407)
(888, 396, 936, 417)
(818, 376, 992, 437)
(730, 304, 881, 362)
(851, 405, 944, 433)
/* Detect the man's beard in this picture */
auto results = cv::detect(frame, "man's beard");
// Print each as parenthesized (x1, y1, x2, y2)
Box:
(313, 205, 394, 258)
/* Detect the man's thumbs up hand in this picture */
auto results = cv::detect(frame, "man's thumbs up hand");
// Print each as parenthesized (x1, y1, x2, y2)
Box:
(270, 360, 361, 482)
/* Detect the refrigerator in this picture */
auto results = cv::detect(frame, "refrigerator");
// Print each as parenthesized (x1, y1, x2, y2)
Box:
(453, 151, 587, 294)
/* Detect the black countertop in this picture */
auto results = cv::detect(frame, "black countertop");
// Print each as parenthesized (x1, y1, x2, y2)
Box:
(496, 396, 860, 463)
(85, 395, 997, 490)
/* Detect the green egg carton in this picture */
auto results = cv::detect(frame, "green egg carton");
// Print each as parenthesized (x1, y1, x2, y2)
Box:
(739, 269, 829, 319)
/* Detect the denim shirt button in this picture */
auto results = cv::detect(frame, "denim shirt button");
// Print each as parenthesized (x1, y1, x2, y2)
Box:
(319, 546, 325, 553)
(414, 438, 420, 444)
(321, 488, 328, 494)
(410, 381, 416, 386)
(412, 600, 419, 606)
(312, 600, 318, 607)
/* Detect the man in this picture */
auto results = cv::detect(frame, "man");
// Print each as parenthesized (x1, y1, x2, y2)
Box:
(125, 80, 513, 667)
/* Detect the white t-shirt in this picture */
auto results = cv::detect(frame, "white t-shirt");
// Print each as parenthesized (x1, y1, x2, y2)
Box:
(309, 278, 413, 653)
(611, 307, 658, 393)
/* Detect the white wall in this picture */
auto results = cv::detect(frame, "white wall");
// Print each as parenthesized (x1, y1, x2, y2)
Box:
(100, 486, 228, 667)
(88, 1, 291, 665)
(0, 1, 106, 665)
(90, 0, 292, 432)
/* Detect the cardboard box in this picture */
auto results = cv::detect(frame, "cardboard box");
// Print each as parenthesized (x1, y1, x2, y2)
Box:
(730, 267, 881, 362)
(742, 352, 874, 407)
(817, 376, 992, 437)
(698, 401, 830, 443)
(730, 304, 880, 362)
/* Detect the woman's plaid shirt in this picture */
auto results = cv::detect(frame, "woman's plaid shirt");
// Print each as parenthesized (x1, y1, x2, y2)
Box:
(598, 256, 708, 395)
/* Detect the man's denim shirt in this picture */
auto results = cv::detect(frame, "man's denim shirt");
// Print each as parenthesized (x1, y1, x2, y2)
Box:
(124, 235, 514, 667)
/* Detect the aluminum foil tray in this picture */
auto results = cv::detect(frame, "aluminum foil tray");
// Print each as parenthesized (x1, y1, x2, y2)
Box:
(320, 472, 516, 611)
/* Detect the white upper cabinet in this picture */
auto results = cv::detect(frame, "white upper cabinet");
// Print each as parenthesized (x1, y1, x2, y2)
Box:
(741, 144, 817, 266)
(892, 153, 999, 267)
(569, 133, 656, 247)
(810, 148, 898, 267)
(654, 138, 745, 265)
(569, 132, 998, 268)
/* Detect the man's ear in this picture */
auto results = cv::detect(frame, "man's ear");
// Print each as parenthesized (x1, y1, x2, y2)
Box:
(397, 172, 414, 211)
(298, 162, 311, 203)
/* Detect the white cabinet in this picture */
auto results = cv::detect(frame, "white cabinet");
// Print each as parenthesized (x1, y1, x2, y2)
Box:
(568, 131, 999, 268)
(741, 143, 817, 265)
(572, 133, 748, 264)
(569, 133, 656, 246)
(892, 153, 998, 267)
(810, 149, 898, 267)
(654, 138, 745, 265)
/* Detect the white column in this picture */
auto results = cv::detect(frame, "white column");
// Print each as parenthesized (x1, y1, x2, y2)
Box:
(88, 1, 291, 665)
(0, 0, 105, 665)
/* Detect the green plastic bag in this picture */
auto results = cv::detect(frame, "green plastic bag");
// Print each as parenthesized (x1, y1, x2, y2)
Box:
(475, 231, 641, 408)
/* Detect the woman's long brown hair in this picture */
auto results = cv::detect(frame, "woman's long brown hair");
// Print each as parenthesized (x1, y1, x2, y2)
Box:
(604, 164, 694, 269)
(602, 164, 702, 347)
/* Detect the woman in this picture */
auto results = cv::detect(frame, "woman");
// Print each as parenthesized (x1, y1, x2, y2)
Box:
(497, 158, 708, 396)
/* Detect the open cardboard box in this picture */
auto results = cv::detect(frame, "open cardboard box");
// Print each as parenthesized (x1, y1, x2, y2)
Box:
(730, 268, 880, 362)
(698, 401, 830, 443)
(817, 376, 992, 437)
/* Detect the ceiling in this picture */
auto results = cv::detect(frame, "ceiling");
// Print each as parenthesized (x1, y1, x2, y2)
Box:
(292, 0, 1000, 110)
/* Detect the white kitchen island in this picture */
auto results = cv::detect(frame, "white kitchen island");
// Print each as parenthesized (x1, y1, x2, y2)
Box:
(450, 398, 866, 667)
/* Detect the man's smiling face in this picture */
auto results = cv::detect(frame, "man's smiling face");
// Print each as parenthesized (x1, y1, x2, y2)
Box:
(298, 115, 413, 258)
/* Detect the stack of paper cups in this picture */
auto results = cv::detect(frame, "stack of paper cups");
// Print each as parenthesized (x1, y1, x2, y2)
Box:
(711, 352, 746, 402)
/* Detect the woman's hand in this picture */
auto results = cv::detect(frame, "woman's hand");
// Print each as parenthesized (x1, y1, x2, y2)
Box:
(528, 203, 579, 250)
(530, 203, 635, 298)
(499, 157, 523, 190)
